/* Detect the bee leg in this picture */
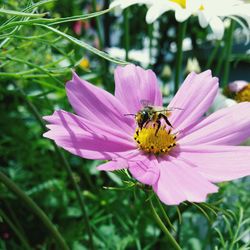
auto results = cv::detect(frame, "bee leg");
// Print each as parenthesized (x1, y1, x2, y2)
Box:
(159, 114, 173, 128)
(142, 119, 151, 129)
(155, 120, 161, 136)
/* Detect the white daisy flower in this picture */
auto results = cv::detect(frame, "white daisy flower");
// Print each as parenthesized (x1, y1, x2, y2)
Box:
(197, 0, 250, 40)
(110, 0, 250, 40)
(109, 0, 196, 23)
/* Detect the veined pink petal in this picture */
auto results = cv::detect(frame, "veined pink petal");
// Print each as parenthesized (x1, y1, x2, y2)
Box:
(97, 159, 128, 171)
(179, 102, 250, 145)
(176, 145, 250, 182)
(43, 110, 133, 142)
(129, 155, 160, 186)
(153, 158, 218, 205)
(66, 72, 135, 134)
(43, 110, 135, 160)
(114, 64, 162, 114)
(97, 150, 141, 171)
(168, 71, 218, 131)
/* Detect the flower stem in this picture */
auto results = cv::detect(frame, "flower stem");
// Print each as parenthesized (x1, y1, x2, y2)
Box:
(174, 21, 187, 94)
(0, 172, 69, 250)
(148, 23, 153, 66)
(205, 40, 221, 69)
(124, 9, 130, 61)
(91, 0, 104, 49)
(149, 198, 182, 250)
(222, 20, 235, 87)
(156, 197, 176, 231)
(0, 209, 32, 250)
(15, 85, 95, 250)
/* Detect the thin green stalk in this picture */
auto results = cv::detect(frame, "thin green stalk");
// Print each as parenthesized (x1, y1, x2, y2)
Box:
(170, 203, 191, 224)
(15, 85, 95, 250)
(6, 56, 63, 86)
(91, 0, 104, 49)
(0, 209, 32, 250)
(0, 172, 69, 250)
(0, 8, 47, 17)
(215, 26, 231, 77)
(148, 24, 153, 64)
(149, 198, 182, 250)
(174, 21, 187, 94)
(53, 147, 95, 250)
(3, 200, 29, 243)
(205, 40, 221, 69)
(91, 0, 110, 91)
(0, 9, 111, 33)
(1, 0, 55, 26)
(222, 21, 235, 87)
(156, 197, 176, 232)
(124, 9, 129, 61)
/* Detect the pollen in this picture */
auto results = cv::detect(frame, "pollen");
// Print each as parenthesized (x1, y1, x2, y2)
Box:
(134, 124, 177, 155)
(235, 84, 250, 102)
(170, 0, 186, 8)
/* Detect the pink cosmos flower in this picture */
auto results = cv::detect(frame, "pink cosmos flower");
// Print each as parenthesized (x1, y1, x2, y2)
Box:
(228, 80, 249, 93)
(43, 65, 250, 205)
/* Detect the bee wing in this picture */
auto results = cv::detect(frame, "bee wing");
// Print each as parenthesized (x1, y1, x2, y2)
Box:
(140, 99, 152, 107)
(152, 106, 184, 112)
(167, 107, 184, 111)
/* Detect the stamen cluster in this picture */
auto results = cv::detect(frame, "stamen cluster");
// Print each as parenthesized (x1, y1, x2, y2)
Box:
(134, 124, 177, 155)
(236, 84, 250, 102)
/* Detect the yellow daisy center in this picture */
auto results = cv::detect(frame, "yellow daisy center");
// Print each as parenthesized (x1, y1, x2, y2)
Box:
(170, 0, 186, 8)
(235, 84, 250, 102)
(170, 0, 204, 10)
(134, 123, 177, 155)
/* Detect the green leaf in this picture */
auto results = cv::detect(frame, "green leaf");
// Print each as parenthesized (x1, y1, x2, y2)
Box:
(0, 8, 47, 18)
(0, 9, 112, 32)
(35, 24, 129, 65)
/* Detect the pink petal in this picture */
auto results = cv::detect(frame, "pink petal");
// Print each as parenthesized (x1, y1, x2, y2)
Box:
(153, 158, 218, 205)
(97, 150, 140, 171)
(175, 145, 250, 182)
(228, 80, 248, 93)
(43, 110, 135, 160)
(168, 71, 218, 131)
(114, 64, 162, 114)
(97, 158, 129, 171)
(179, 102, 250, 145)
(44, 110, 132, 142)
(129, 155, 160, 186)
(66, 72, 135, 135)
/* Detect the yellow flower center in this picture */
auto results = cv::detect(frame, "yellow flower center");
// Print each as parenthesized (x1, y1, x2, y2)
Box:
(134, 123, 177, 155)
(170, 0, 186, 8)
(170, 0, 204, 10)
(235, 84, 250, 102)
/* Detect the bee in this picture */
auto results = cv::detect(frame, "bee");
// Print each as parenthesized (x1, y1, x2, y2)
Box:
(125, 100, 182, 136)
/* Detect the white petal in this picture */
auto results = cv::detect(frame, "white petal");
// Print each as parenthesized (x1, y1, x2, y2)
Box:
(110, 0, 153, 9)
(198, 12, 209, 28)
(146, 4, 171, 23)
(175, 8, 192, 22)
(209, 16, 225, 39)
(186, 0, 202, 12)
